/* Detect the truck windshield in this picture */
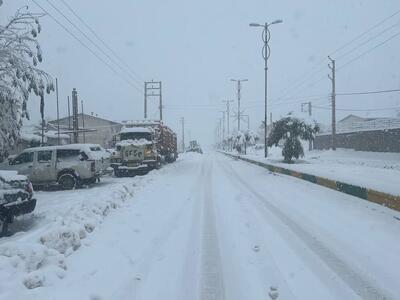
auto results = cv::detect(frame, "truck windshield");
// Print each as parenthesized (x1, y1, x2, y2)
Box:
(119, 132, 152, 141)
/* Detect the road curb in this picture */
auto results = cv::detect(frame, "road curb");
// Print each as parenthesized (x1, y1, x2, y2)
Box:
(220, 151, 400, 212)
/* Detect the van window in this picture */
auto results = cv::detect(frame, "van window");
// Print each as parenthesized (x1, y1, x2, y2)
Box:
(14, 152, 34, 164)
(37, 150, 52, 163)
(56, 149, 80, 161)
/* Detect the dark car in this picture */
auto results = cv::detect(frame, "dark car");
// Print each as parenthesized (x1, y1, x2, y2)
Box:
(0, 171, 36, 236)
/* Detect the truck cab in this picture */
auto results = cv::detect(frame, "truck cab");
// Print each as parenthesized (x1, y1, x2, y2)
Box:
(110, 127, 159, 176)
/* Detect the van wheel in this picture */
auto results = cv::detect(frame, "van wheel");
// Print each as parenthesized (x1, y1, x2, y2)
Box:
(58, 173, 77, 190)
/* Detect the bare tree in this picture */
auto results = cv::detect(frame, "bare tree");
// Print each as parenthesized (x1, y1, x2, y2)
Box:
(0, 4, 53, 158)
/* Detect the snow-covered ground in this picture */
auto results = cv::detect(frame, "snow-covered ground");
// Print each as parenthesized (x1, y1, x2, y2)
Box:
(243, 146, 400, 195)
(1, 153, 400, 300)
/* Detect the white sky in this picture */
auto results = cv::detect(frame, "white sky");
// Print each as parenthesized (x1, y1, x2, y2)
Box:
(1, 0, 400, 146)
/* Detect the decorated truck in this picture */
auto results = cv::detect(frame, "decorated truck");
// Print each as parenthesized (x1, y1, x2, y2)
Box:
(110, 120, 178, 176)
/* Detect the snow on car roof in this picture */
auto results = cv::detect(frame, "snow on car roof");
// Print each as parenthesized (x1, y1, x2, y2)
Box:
(0, 170, 27, 181)
(119, 127, 153, 134)
(23, 144, 103, 153)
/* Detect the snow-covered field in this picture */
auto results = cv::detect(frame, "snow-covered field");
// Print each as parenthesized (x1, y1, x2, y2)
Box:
(1, 153, 400, 300)
(244, 146, 400, 195)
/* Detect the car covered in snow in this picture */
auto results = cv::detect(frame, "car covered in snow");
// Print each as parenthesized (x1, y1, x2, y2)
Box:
(4, 144, 110, 190)
(0, 170, 36, 236)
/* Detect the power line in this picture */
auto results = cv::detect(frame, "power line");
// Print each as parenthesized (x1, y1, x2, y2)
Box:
(44, 0, 143, 91)
(57, 0, 145, 83)
(313, 105, 399, 112)
(31, 0, 142, 93)
(338, 30, 400, 71)
(337, 88, 400, 96)
(276, 9, 400, 100)
(330, 8, 400, 56)
(336, 19, 400, 60)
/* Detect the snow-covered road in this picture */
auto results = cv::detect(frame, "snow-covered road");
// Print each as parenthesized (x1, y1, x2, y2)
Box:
(3, 153, 400, 300)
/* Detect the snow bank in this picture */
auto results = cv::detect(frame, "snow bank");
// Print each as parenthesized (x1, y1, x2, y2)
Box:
(0, 178, 140, 293)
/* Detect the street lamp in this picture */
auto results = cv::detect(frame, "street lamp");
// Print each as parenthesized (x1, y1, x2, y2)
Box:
(249, 19, 282, 158)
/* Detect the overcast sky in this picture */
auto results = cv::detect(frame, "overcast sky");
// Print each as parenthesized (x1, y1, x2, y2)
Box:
(1, 0, 400, 146)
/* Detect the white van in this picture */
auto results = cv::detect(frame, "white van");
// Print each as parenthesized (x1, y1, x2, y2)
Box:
(5, 144, 110, 190)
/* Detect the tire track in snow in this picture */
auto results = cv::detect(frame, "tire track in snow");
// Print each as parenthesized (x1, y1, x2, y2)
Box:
(219, 157, 395, 300)
(200, 159, 226, 300)
(114, 159, 207, 300)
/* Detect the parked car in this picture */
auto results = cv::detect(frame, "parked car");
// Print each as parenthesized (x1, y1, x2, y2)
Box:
(4, 144, 109, 190)
(0, 171, 36, 236)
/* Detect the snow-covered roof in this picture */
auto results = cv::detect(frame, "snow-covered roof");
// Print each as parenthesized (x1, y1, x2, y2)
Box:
(121, 120, 162, 126)
(44, 131, 70, 139)
(116, 139, 153, 147)
(320, 117, 400, 134)
(119, 127, 153, 134)
(20, 133, 42, 143)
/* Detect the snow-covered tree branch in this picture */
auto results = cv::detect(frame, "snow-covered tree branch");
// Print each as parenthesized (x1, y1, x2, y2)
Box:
(0, 3, 53, 158)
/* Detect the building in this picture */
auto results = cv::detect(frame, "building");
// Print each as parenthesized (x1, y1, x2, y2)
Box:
(48, 114, 122, 148)
(321, 114, 400, 134)
(315, 114, 400, 152)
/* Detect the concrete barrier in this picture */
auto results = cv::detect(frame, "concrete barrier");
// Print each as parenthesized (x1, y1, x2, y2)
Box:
(221, 151, 400, 212)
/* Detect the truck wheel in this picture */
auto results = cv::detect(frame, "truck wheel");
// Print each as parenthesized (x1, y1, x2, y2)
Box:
(114, 169, 124, 177)
(58, 173, 77, 190)
(0, 219, 9, 237)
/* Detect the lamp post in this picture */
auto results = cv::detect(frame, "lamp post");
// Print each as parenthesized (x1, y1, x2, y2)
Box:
(250, 19, 282, 158)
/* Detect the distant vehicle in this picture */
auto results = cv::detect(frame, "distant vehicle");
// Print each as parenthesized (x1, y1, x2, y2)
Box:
(111, 120, 178, 177)
(186, 140, 203, 154)
(0, 171, 36, 236)
(4, 144, 109, 190)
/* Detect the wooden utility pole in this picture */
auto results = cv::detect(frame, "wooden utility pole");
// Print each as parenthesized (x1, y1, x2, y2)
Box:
(144, 81, 162, 120)
(56, 78, 60, 145)
(180, 117, 185, 152)
(222, 100, 233, 136)
(81, 100, 86, 143)
(72, 88, 79, 143)
(328, 56, 336, 150)
(301, 102, 312, 116)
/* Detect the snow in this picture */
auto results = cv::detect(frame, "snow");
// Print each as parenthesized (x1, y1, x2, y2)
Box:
(242, 146, 400, 195)
(0, 170, 27, 182)
(119, 127, 153, 134)
(43, 131, 69, 139)
(1, 153, 399, 299)
(19, 133, 42, 143)
(321, 117, 400, 134)
(116, 139, 153, 147)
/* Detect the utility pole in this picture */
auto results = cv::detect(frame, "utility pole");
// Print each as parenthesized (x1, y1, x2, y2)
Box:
(231, 79, 248, 132)
(72, 88, 79, 143)
(328, 56, 336, 151)
(219, 111, 226, 141)
(222, 100, 233, 136)
(56, 78, 60, 145)
(81, 100, 86, 143)
(301, 102, 312, 116)
(180, 117, 185, 152)
(144, 81, 162, 120)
